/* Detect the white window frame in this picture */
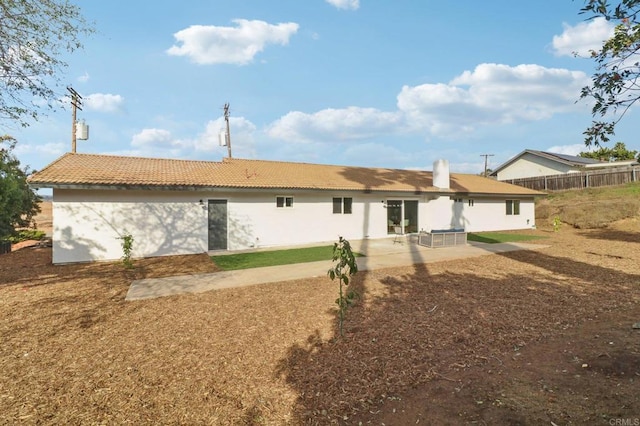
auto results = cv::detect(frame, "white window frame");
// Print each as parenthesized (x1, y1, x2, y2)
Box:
(276, 196, 294, 208)
(333, 197, 353, 214)
(506, 199, 520, 215)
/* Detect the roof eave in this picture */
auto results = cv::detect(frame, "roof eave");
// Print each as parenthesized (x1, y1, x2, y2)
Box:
(28, 182, 456, 194)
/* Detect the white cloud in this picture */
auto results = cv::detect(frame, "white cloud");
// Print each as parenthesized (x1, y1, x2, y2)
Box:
(130, 128, 189, 155)
(126, 117, 258, 159)
(13, 142, 65, 157)
(85, 93, 124, 113)
(325, 0, 359, 10)
(167, 19, 299, 65)
(193, 117, 257, 157)
(265, 63, 591, 144)
(551, 17, 614, 57)
(547, 144, 590, 156)
(397, 63, 590, 135)
(77, 72, 90, 83)
(266, 106, 403, 143)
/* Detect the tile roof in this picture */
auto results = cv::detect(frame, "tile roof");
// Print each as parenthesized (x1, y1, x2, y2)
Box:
(28, 153, 542, 196)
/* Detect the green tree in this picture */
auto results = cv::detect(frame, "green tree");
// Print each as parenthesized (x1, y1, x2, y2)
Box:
(327, 237, 359, 338)
(580, 1, 640, 146)
(0, 0, 93, 127)
(579, 141, 639, 160)
(0, 135, 41, 239)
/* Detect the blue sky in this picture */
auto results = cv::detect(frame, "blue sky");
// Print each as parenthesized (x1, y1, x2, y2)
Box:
(6, 0, 637, 177)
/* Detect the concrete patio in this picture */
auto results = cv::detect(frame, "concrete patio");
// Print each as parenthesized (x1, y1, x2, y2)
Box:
(126, 236, 547, 301)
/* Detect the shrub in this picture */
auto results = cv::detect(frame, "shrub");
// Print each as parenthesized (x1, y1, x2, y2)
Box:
(6, 229, 46, 243)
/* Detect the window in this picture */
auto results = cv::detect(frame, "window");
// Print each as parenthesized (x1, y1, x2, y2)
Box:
(333, 197, 353, 214)
(343, 197, 352, 214)
(468, 199, 475, 207)
(276, 196, 294, 208)
(506, 200, 520, 215)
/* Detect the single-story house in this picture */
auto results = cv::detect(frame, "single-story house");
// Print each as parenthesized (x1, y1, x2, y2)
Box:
(27, 153, 543, 264)
(490, 149, 638, 181)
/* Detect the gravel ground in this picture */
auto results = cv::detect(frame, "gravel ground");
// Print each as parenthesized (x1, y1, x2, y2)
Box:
(1, 220, 639, 425)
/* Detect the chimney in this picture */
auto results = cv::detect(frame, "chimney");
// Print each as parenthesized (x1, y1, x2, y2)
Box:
(433, 159, 450, 189)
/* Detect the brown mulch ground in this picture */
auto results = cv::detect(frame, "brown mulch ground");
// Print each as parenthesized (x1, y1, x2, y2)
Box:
(1, 222, 639, 425)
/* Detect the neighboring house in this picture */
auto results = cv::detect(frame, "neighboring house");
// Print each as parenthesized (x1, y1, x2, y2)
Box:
(490, 149, 638, 181)
(28, 154, 543, 264)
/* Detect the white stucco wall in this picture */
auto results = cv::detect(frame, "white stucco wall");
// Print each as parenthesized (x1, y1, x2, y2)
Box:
(460, 198, 536, 232)
(496, 153, 575, 180)
(52, 189, 208, 264)
(421, 195, 535, 233)
(51, 188, 537, 263)
(226, 191, 391, 249)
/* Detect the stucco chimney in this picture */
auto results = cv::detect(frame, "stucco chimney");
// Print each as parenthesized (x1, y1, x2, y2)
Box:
(433, 159, 450, 189)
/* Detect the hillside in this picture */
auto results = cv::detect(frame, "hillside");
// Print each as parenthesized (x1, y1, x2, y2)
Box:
(535, 181, 640, 231)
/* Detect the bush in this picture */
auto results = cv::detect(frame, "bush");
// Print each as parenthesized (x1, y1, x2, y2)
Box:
(6, 229, 46, 243)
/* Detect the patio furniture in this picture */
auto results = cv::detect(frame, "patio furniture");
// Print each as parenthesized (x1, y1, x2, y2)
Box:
(418, 228, 467, 248)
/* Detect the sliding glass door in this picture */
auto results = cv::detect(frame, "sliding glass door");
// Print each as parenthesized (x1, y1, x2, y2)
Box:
(387, 200, 418, 234)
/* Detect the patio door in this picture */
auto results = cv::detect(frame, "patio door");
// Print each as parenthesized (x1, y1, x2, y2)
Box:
(208, 200, 228, 250)
(387, 200, 418, 234)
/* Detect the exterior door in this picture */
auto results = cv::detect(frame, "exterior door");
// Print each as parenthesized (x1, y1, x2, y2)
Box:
(208, 200, 228, 250)
(387, 199, 419, 234)
(387, 200, 403, 233)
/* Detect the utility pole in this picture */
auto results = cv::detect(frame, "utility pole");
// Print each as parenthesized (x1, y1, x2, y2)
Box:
(480, 154, 494, 177)
(223, 103, 232, 158)
(67, 86, 82, 153)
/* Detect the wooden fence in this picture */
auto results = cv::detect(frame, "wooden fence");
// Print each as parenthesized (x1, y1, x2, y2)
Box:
(503, 166, 640, 191)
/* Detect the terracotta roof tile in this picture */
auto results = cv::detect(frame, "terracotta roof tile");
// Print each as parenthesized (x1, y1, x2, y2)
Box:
(27, 153, 543, 196)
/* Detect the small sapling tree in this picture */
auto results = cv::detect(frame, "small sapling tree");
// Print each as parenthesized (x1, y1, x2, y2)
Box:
(327, 236, 359, 338)
(118, 232, 134, 269)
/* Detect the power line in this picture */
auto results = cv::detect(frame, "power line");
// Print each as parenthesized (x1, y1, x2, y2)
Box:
(480, 154, 494, 177)
(67, 86, 82, 153)
(223, 103, 232, 158)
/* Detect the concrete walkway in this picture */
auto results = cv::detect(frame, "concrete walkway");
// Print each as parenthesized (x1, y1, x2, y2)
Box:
(126, 237, 547, 301)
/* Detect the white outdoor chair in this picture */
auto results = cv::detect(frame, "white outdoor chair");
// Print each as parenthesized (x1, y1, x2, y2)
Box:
(393, 226, 403, 244)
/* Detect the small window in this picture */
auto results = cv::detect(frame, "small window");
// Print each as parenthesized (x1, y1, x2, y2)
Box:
(506, 200, 520, 215)
(276, 196, 294, 208)
(333, 197, 353, 214)
(343, 197, 352, 214)
(332, 197, 342, 214)
(468, 199, 475, 207)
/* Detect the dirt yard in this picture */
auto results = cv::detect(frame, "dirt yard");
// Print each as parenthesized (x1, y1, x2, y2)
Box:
(1, 219, 639, 424)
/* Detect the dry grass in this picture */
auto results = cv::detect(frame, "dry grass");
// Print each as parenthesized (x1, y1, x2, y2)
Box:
(536, 182, 640, 229)
(1, 224, 640, 424)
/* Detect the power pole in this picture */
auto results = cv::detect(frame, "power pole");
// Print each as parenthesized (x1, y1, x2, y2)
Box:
(223, 103, 232, 158)
(67, 87, 83, 153)
(480, 154, 494, 177)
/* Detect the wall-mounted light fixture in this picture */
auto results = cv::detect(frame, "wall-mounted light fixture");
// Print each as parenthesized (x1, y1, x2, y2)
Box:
(381, 200, 387, 208)
(199, 199, 204, 207)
